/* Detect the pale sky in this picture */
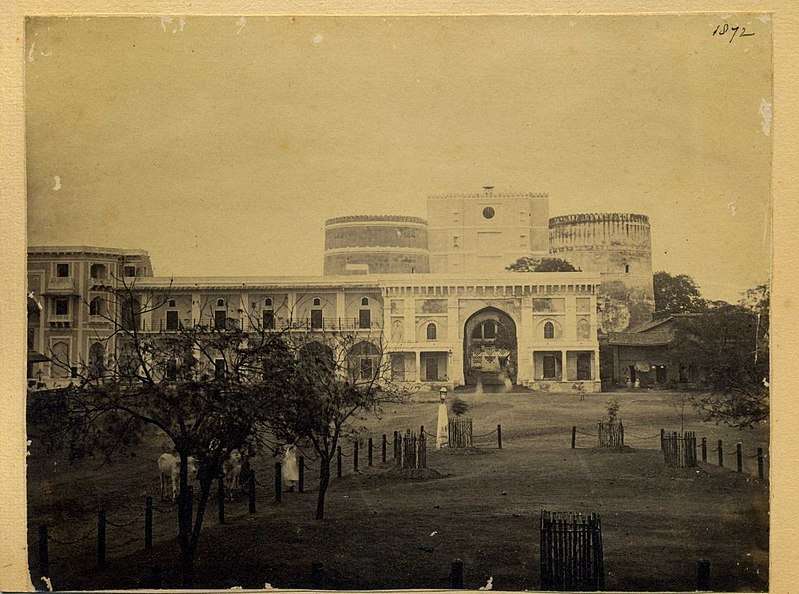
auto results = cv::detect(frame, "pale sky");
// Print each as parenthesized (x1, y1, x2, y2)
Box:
(26, 15, 772, 302)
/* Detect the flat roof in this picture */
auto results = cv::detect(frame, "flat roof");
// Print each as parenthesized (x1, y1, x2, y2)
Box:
(129, 271, 602, 291)
(28, 245, 150, 257)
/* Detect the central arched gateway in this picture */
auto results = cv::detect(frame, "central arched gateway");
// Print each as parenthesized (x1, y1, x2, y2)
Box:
(463, 307, 518, 386)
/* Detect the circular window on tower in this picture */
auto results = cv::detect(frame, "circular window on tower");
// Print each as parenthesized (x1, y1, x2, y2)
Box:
(482, 206, 495, 219)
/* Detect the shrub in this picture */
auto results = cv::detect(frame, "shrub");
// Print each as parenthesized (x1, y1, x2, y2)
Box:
(450, 397, 470, 417)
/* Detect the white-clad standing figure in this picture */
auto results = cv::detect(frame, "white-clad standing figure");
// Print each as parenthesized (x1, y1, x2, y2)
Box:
(280, 444, 300, 491)
(436, 387, 449, 449)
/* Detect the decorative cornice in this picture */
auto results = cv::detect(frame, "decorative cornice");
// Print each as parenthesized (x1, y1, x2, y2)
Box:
(428, 192, 548, 199)
(325, 215, 428, 226)
(28, 245, 150, 257)
(549, 213, 650, 227)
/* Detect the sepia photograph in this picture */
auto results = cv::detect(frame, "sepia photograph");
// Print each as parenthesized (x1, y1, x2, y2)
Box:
(22, 13, 771, 591)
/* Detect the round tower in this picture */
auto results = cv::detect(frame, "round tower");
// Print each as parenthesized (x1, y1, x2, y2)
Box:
(323, 215, 430, 275)
(549, 213, 654, 332)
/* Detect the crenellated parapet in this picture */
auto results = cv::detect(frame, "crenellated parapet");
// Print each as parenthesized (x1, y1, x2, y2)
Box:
(324, 215, 430, 275)
(548, 212, 654, 332)
(549, 213, 651, 252)
(325, 215, 428, 226)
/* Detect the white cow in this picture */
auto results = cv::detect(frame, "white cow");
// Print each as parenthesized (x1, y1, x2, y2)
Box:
(158, 453, 198, 502)
(222, 449, 243, 500)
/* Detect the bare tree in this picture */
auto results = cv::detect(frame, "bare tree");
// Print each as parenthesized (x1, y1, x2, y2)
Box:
(36, 274, 294, 585)
(266, 326, 410, 520)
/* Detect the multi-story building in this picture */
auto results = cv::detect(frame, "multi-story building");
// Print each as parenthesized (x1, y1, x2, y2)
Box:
(27, 190, 656, 394)
(26, 246, 152, 385)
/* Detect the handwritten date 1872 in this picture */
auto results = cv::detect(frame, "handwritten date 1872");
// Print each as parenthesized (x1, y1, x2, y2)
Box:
(712, 23, 755, 44)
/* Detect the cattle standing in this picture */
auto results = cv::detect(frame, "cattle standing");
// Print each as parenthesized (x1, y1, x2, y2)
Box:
(157, 453, 198, 502)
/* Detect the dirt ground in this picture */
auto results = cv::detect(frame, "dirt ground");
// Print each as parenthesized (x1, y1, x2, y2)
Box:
(26, 389, 769, 591)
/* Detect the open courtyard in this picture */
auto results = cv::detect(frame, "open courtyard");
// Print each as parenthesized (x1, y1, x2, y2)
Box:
(27, 389, 769, 591)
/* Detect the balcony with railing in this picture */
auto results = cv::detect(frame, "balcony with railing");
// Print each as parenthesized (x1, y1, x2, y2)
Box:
(134, 317, 381, 333)
(45, 276, 78, 295)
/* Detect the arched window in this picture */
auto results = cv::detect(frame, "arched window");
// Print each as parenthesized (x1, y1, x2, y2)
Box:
(214, 298, 227, 329)
(263, 297, 275, 330)
(166, 299, 179, 331)
(311, 297, 323, 329)
(544, 321, 555, 339)
(577, 318, 590, 340)
(89, 297, 103, 317)
(50, 341, 70, 378)
(359, 299, 371, 329)
(88, 342, 105, 379)
(624, 263, 630, 274)
(426, 323, 437, 340)
(471, 319, 499, 341)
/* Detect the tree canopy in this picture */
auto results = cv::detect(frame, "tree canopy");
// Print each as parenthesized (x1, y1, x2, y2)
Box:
(668, 300, 769, 428)
(653, 271, 706, 316)
(506, 257, 579, 272)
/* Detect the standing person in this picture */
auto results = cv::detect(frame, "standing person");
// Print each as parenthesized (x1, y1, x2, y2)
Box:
(436, 387, 449, 449)
(279, 443, 300, 492)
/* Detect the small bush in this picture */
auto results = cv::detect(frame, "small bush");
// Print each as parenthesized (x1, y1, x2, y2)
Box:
(605, 397, 620, 424)
(451, 397, 470, 417)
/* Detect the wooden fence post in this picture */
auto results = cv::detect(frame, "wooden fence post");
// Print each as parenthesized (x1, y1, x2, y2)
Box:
(717, 440, 724, 467)
(354, 440, 359, 472)
(368, 437, 373, 466)
(696, 559, 711, 590)
(311, 561, 325, 589)
(148, 565, 162, 589)
(299, 457, 305, 492)
(97, 510, 107, 569)
(571, 426, 576, 449)
(337, 446, 342, 478)
(38, 525, 49, 578)
(757, 448, 765, 480)
(736, 443, 743, 473)
(248, 472, 256, 513)
(145, 496, 153, 550)
(450, 558, 464, 589)
(217, 476, 225, 524)
(382, 434, 387, 463)
(275, 462, 282, 503)
(701, 437, 707, 463)
(497, 424, 503, 449)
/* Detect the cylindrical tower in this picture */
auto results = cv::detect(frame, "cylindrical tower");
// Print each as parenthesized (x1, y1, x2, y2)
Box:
(548, 213, 654, 332)
(323, 215, 430, 275)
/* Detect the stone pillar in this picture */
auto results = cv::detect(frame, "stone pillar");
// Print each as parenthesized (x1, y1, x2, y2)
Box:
(75, 261, 84, 368)
(191, 292, 201, 325)
(404, 294, 415, 343)
(287, 292, 297, 323)
(560, 350, 566, 382)
(593, 349, 601, 384)
(336, 290, 346, 328)
(448, 296, 464, 386)
(141, 290, 153, 332)
(239, 292, 250, 331)
(518, 296, 534, 385)
(416, 351, 422, 383)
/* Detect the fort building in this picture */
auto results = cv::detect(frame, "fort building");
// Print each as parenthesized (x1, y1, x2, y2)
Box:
(27, 190, 654, 394)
